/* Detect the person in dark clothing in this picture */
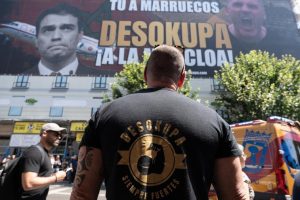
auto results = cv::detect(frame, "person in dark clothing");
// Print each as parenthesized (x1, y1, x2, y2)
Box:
(70, 45, 249, 200)
(23, 3, 100, 76)
(19, 123, 66, 200)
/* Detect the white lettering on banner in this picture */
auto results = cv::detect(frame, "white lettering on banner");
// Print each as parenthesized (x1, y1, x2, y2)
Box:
(127, 48, 139, 63)
(118, 48, 126, 65)
(110, 0, 220, 13)
(96, 48, 114, 66)
(192, 71, 208, 75)
(140, 0, 220, 13)
(185, 49, 233, 67)
(110, 0, 126, 11)
(95, 48, 233, 67)
(128, 0, 138, 11)
(117, 47, 139, 64)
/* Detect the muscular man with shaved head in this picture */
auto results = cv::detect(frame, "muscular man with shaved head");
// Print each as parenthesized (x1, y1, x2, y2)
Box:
(71, 45, 249, 200)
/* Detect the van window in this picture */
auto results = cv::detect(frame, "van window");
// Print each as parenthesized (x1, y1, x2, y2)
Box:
(281, 139, 300, 169)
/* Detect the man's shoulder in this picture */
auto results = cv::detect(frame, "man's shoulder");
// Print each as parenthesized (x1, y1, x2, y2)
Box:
(116, 88, 202, 109)
(22, 145, 46, 158)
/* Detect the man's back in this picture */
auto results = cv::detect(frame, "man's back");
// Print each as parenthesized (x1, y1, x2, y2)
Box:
(72, 45, 247, 200)
(81, 88, 240, 200)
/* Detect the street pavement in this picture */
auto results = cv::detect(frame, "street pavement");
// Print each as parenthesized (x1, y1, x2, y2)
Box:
(47, 182, 106, 200)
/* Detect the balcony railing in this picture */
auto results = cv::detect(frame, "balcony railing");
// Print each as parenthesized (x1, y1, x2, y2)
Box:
(12, 82, 29, 88)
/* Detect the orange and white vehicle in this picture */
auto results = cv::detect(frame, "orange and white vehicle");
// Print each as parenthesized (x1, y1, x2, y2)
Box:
(230, 116, 300, 200)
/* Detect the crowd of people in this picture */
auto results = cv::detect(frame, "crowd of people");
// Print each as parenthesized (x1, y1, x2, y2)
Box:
(49, 154, 78, 183)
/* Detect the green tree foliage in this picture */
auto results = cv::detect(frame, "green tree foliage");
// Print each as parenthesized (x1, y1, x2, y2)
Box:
(25, 98, 37, 105)
(213, 50, 300, 123)
(110, 53, 148, 99)
(104, 53, 199, 101)
(178, 70, 200, 100)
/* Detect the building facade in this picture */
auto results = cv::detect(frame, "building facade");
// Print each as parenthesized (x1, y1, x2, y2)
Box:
(0, 75, 112, 158)
(0, 74, 219, 158)
(1, 0, 300, 159)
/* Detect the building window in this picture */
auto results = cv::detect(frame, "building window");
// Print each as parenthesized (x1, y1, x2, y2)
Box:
(92, 76, 107, 89)
(8, 106, 22, 116)
(211, 79, 225, 92)
(50, 107, 63, 117)
(13, 75, 29, 88)
(53, 76, 68, 88)
(91, 107, 98, 117)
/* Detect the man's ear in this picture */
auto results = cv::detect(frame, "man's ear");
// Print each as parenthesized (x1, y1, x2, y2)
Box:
(40, 130, 47, 137)
(177, 68, 186, 88)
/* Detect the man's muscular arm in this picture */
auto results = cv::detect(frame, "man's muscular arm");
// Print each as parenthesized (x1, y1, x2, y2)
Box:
(70, 146, 104, 200)
(213, 156, 249, 200)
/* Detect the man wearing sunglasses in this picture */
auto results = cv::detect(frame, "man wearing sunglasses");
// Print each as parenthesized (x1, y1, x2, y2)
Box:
(71, 45, 249, 200)
(19, 123, 67, 200)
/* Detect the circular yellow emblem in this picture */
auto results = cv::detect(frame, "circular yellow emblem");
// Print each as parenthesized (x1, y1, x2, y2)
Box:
(128, 134, 176, 186)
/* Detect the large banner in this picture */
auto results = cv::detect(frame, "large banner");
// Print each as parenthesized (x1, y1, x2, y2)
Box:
(0, 0, 299, 77)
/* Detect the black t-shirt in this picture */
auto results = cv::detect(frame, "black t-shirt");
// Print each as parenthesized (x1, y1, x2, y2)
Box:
(81, 88, 240, 200)
(20, 144, 53, 200)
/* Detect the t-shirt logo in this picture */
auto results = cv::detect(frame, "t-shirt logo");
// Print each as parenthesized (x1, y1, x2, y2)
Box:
(137, 141, 165, 176)
(117, 120, 187, 199)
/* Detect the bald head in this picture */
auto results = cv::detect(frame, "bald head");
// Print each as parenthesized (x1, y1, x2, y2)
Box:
(145, 45, 185, 89)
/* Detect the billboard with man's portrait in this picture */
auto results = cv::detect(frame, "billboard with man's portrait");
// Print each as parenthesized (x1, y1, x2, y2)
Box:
(0, 0, 299, 77)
